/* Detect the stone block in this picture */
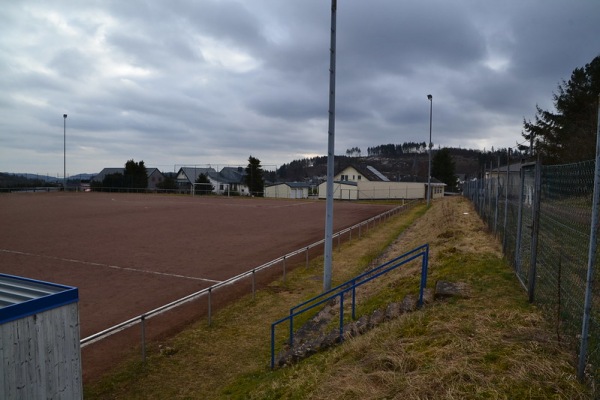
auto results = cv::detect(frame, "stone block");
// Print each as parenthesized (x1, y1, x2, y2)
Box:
(434, 280, 470, 299)
(400, 294, 418, 312)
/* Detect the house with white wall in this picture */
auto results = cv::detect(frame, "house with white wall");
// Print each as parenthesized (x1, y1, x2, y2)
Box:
(265, 182, 311, 199)
(318, 164, 445, 200)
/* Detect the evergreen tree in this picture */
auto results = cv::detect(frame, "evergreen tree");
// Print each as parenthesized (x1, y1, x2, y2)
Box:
(432, 148, 457, 191)
(245, 156, 265, 196)
(124, 159, 148, 188)
(523, 55, 600, 163)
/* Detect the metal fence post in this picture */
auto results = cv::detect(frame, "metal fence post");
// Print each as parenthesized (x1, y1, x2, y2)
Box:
(528, 159, 542, 303)
(502, 151, 510, 253)
(494, 177, 500, 235)
(515, 161, 525, 274)
(578, 93, 600, 381)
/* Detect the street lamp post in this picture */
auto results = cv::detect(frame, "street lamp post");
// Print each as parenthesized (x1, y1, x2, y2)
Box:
(63, 114, 67, 191)
(323, 0, 337, 292)
(427, 95, 432, 206)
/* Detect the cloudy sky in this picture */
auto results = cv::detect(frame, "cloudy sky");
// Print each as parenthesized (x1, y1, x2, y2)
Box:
(1, 1, 599, 176)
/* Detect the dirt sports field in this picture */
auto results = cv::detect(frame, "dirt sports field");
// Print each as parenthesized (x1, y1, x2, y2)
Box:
(0, 192, 396, 379)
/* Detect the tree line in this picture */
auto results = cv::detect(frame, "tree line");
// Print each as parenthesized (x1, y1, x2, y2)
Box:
(366, 142, 428, 157)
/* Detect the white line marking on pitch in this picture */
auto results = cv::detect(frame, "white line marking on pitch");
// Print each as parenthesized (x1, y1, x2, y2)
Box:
(0, 249, 222, 284)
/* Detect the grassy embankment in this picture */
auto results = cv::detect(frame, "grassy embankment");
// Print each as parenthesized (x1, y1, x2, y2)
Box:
(85, 197, 591, 399)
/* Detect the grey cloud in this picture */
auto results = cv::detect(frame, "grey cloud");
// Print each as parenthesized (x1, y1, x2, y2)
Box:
(1, 0, 600, 174)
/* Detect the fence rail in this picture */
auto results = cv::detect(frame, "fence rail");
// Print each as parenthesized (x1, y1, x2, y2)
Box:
(80, 200, 418, 362)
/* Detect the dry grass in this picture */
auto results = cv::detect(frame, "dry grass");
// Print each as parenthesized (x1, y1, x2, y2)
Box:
(84, 198, 592, 399)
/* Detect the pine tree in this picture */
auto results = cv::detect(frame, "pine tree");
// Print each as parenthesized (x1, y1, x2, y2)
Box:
(431, 148, 456, 191)
(245, 156, 265, 196)
(523, 55, 600, 163)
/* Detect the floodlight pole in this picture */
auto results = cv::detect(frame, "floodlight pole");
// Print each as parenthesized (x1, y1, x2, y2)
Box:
(427, 95, 432, 206)
(63, 114, 67, 191)
(324, 0, 337, 292)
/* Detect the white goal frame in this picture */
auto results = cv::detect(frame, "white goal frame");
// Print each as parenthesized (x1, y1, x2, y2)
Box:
(191, 182, 214, 196)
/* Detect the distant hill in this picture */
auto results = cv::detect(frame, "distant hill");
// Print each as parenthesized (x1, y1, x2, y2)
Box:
(274, 145, 522, 183)
(0, 172, 97, 188)
(0, 173, 59, 188)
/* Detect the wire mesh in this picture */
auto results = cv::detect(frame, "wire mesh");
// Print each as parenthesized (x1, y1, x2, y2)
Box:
(464, 159, 600, 390)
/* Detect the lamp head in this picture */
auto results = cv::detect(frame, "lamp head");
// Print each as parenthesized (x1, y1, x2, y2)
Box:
(63, 114, 67, 118)
(427, 94, 432, 100)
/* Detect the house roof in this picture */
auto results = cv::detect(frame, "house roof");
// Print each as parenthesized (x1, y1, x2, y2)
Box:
(0, 273, 78, 325)
(93, 167, 162, 182)
(338, 164, 391, 182)
(92, 168, 124, 182)
(176, 167, 216, 183)
(207, 167, 247, 184)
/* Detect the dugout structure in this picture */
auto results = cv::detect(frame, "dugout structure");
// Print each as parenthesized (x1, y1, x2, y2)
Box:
(0, 273, 82, 399)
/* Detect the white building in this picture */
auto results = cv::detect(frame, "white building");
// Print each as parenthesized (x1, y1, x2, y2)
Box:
(318, 164, 445, 200)
(265, 182, 311, 199)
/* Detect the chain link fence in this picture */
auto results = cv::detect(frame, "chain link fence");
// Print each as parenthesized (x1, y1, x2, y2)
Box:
(464, 159, 599, 390)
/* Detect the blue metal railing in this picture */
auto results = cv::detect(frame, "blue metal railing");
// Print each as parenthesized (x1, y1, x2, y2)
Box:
(270, 243, 429, 369)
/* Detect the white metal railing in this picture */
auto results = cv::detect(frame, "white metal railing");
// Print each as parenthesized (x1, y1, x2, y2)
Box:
(80, 200, 418, 361)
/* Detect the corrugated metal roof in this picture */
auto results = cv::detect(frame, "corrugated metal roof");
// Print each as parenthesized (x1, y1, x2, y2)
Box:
(0, 274, 78, 325)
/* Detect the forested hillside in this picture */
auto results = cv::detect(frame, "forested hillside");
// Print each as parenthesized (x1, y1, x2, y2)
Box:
(275, 145, 523, 183)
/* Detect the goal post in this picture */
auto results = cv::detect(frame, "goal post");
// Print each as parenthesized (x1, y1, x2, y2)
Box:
(191, 182, 214, 196)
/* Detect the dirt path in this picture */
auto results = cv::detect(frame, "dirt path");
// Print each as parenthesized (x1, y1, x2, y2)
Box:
(376, 195, 501, 266)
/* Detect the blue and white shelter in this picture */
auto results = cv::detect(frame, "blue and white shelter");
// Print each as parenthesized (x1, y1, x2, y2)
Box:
(0, 273, 82, 399)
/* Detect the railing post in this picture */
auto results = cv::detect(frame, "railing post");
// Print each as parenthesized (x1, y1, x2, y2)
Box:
(271, 323, 276, 369)
(289, 311, 294, 348)
(282, 256, 286, 283)
(306, 247, 309, 267)
(351, 279, 356, 320)
(208, 288, 212, 326)
(141, 315, 146, 362)
(418, 246, 429, 307)
(339, 293, 344, 342)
